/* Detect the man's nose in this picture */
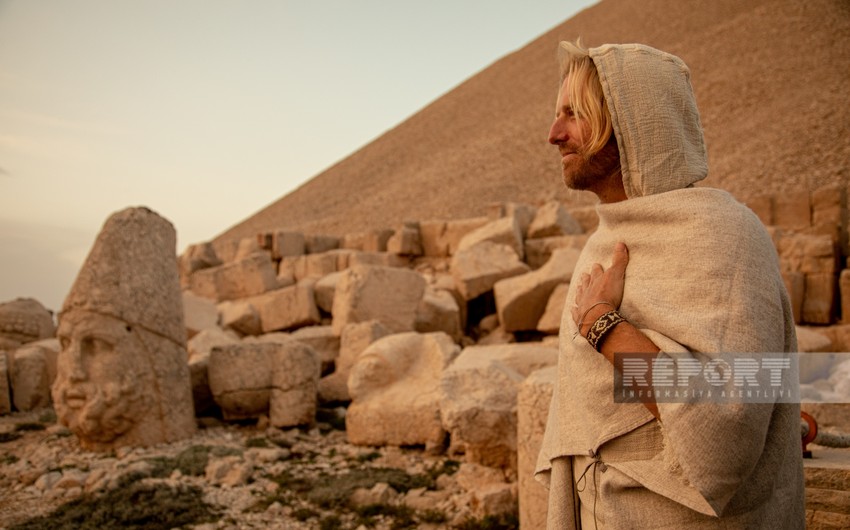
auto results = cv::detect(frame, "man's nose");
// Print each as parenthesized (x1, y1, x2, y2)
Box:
(548, 118, 566, 145)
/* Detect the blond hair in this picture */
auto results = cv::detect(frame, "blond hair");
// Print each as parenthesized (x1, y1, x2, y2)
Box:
(558, 39, 613, 158)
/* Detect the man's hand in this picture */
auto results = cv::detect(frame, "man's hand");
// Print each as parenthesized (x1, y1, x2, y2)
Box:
(571, 242, 629, 336)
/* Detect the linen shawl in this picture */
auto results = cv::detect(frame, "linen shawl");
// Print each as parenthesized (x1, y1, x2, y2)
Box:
(535, 43, 804, 527)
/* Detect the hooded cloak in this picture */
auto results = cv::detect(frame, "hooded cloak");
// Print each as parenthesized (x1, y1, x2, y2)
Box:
(535, 44, 804, 529)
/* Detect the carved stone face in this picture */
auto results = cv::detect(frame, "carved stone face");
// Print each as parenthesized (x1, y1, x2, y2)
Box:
(53, 310, 150, 444)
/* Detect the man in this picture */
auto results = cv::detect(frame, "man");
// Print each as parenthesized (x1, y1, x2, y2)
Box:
(535, 41, 804, 528)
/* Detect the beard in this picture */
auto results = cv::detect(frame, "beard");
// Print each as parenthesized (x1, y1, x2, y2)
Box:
(55, 375, 146, 443)
(562, 134, 621, 192)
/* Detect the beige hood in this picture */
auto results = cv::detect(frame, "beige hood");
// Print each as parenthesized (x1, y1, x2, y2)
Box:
(589, 44, 708, 198)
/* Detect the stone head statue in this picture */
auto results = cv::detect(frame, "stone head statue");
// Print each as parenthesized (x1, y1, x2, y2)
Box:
(52, 207, 195, 451)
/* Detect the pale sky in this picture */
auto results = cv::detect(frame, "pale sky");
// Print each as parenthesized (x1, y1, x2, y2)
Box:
(0, 0, 597, 313)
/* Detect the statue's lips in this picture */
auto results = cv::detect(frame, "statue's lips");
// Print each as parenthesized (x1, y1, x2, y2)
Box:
(63, 388, 87, 408)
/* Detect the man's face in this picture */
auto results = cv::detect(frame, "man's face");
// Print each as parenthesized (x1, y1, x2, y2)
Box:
(53, 311, 148, 443)
(547, 75, 620, 194)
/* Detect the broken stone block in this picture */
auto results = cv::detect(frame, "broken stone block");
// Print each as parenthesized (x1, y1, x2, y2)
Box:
(209, 342, 276, 420)
(205, 456, 253, 487)
(215, 253, 280, 302)
(0, 298, 55, 345)
(318, 320, 392, 403)
(271, 231, 306, 259)
(415, 287, 462, 341)
(347, 332, 460, 447)
(420, 217, 490, 257)
(524, 235, 589, 269)
(249, 284, 321, 333)
(314, 271, 342, 314)
(331, 265, 426, 335)
(0, 353, 10, 414)
(188, 267, 218, 301)
(803, 273, 837, 324)
(517, 367, 556, 530)
(774, 195, 811, 229)
(183, 291, 218, 340)
(187, 328, 239, 416)
(566, 206, 599, 233)
(342, 229, 395, 252)
(270, 341, 320, 427)
(12, 339, 59, 411)
(218, 300, 263, 336)
(494, 248, 581, 332)
(457, 216, 524, 260)
(234, 237, 268, 261)
(387, 221, 424, 256)
(537, 283, 569, 334)
(177, 242, 221, 288)
(303, 251, 344, 279)
(488, 202, 537, 238)
(306, 235, 340, 254)
(811, 186, 844, 227)
(841, 270, 850, 323)
(290, 326, 340, 375)
(348, 251, 409, 269)
(439, 343, 558, 469)
(451, 242, 530, 301)
(526, 200, 583, 239)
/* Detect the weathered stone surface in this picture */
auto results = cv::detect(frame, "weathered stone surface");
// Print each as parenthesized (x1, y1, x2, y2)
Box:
(290, 326, 340, 374)
(217, 253, 280, 302)
(347, 251, 409, 269)
(494, 248, 581, 332)
(526, 200, 583, 239)
(271, 231, 305, 259)
(53, 207, 195, 451)
(270, 341, 320, 428)
(347, 332, 460, 447)
(777, 233, 837, 274)
(342, 229, 394, 252)
(318, 320, 392, 403)
(488, 202, 537, 238)
(208, 342, 277, 420)
(206, 456, 253, 487)
(420, 217, 489, 257)
(233, 237, 269, 262)
(439, 343, 558, 469)
(797, 326, 833, 355)
(517, 367, 556, 530)
(249, 284, 321, 333)
(331, 265, 426, 335)
(187, 329, 240, 417)
(524, 234, 589, 270)
(183, 291, 218, 340)
(11, 338, 59, 412)
(0, 298, 55, 345)
(305, 234, 340, 254)
(387, 221, 423, 256)
(745, 195, 774, 226)
(840, 270, 850, 323)
(820, 324, 850, 352)
(774, 195, 811, 229)
(415, 287, 462, 341)
(803, 273, 837, 324)
(537, 283, 569, 334)
(0, 353, 10, 414)
(457, 216, 524, 260)
(451, 242, 530, 301)
(782, 271, 805, 324)
(177, 242, 221, 288)
(314, 272, 342, 314)
(218, 300, 263, 336)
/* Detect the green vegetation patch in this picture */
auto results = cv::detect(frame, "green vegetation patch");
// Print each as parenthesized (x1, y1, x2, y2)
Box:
(10, 480, 220, 530)
(306, 467, 432, 509)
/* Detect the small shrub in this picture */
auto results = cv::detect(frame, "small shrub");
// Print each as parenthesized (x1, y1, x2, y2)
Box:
(356, 451, 381, 463)
(0, 432, 21, 444)
(455, 512, 519, 530)
(38, 409, 57, 424)
(420, 509, 448, 524)
(245, 437, 270, 448)
(319, 515, 342, 530)
(1, 453, 19, 465)
(292, 507, 318, 521)
(14, 422, 46, 432)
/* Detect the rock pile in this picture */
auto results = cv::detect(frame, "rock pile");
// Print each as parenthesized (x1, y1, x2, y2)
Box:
(1, 187, 849, 528)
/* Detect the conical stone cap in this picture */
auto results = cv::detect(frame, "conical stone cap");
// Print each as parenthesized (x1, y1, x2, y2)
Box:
(61, 206, 185, 345)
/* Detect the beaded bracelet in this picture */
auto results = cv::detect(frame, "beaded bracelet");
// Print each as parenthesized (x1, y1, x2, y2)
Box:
(586, 309, 626, 351)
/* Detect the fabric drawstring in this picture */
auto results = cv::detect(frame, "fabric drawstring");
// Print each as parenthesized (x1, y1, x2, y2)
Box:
(575, 450, 607, 530)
